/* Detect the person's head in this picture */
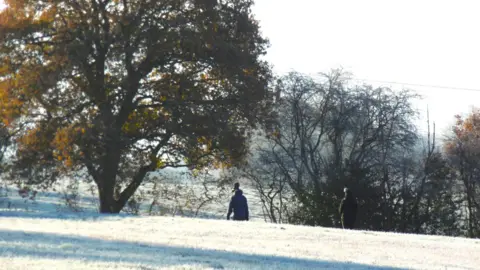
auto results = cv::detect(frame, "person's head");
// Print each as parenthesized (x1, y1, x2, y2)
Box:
(232, 182, 240, 192)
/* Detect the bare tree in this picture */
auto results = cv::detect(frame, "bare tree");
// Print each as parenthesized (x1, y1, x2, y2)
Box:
(390, 108, 461, 235)
(239, 138, 291, 223)
(238, 70, 464, 236)
(244, 70, 422, 229)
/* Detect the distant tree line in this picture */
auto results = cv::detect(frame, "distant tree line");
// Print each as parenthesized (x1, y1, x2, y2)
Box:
(237, 70, 479, 238)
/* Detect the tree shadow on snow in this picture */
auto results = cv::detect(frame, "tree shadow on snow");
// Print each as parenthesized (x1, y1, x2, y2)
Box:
(0, 210, 135, 221)
(0, 229, 407, 270)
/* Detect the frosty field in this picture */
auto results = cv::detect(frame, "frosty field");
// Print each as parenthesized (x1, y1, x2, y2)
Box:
(0, 213, 479, 269)
(0, 185, 479, 270)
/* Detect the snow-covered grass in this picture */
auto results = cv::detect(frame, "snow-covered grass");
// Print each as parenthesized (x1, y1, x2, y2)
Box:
(0, 214, 479, 270)
(0, 184, 479, 269)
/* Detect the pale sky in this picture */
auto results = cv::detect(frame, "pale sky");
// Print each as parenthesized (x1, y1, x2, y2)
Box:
(252, 0, 480, 137)
(2, 0, 480, 136)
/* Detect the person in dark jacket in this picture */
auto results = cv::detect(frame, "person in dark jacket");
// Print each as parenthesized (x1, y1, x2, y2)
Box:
(227, 189, 249, 221)
(339, 187, 358, 229)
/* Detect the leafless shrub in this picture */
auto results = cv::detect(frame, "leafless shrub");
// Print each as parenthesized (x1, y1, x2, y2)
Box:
(57, 180, 83, 213)
(144, 170, 230, 218)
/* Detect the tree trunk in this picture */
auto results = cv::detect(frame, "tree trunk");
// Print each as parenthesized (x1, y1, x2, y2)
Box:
(97, 126, 124, 213)
(95, 161, 152, 214)
(466, 185, 474, 238)
(98, 182, 121, 213)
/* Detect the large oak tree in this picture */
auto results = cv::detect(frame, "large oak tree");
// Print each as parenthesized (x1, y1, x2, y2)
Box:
(0, 0, 272, 213)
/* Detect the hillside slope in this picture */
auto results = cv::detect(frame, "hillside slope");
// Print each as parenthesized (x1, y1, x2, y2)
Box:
(0, 213, 479, 270)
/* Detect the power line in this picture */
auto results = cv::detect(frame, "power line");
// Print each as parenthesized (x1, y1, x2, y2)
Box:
(353, 78, 480, 93)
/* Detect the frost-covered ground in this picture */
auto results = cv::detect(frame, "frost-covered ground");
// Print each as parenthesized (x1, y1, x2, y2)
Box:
(0, 214, 479, 270)
(0, 182, 479, 269)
